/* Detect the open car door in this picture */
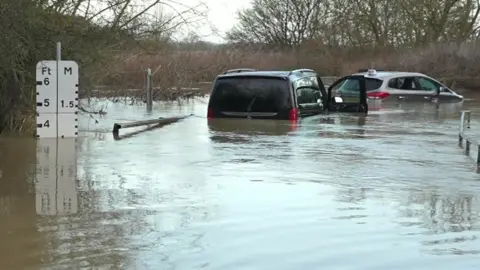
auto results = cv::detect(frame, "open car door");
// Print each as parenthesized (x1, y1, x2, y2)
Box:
(327, 75, 368, 114)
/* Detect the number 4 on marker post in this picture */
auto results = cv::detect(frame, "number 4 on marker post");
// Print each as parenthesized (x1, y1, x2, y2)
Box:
(36, 114, 57, 138)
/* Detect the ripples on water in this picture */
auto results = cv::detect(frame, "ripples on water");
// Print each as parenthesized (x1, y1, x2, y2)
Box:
(1, 98, 480, 269)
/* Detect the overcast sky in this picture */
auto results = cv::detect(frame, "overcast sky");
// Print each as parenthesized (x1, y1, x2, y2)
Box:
(171, 0, 252, 43)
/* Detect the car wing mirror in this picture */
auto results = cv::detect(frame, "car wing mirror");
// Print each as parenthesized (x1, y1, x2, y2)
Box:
(435, 86, 445, 95)
(333, 96, 343, 103)
(326, 76, 348, 103)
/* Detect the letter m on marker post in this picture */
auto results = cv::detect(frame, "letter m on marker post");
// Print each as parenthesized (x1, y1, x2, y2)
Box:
(64, 67, 72, 75)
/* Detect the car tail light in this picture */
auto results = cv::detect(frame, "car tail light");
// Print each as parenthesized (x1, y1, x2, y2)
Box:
(367, 91, 390, 99)
(288, 108, 298, 121)
(207, 108, 213, 118)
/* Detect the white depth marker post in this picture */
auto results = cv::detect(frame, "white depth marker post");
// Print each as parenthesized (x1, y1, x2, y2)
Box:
(36, 42, 79, 138)
(35, 42, 79, 215)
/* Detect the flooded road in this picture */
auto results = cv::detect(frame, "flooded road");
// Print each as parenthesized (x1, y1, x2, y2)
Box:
(1, 96, 480, 269)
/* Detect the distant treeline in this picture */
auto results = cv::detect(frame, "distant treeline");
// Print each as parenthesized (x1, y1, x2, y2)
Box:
(227, 0, 480, 48)
(124, 0, 480, 90)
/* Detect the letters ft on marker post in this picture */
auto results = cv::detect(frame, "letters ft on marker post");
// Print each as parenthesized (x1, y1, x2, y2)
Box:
(36, 60, 79, 138)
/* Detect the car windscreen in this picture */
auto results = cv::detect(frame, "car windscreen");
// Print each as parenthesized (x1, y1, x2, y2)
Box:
(337, 77, 383, 92)
(209, 76, 291, 113)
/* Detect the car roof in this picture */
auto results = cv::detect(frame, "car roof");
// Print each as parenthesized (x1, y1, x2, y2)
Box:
(216, 70, 316, 81)
(351, 71, 427, 80)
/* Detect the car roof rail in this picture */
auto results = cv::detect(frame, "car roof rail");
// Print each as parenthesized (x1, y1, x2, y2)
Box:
(289, 68, 316, 76)
(358, 68, 386, 72)
(223, 68, 256, 74)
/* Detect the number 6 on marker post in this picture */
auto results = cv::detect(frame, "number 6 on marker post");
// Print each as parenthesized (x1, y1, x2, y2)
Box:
(36, 61, 57, 114)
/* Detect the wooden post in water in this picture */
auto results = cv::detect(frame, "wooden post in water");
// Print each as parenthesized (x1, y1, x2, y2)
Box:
(459, 110, 471, 148)
(477, 145, 480, 166)
(466, 139, 471, 155)
(465, 110, 471, 129)
(457, 110, 480, 172)
(460, 110, 469, 133)
(458, 111, 467, 147)
(146, 68, 153, 111)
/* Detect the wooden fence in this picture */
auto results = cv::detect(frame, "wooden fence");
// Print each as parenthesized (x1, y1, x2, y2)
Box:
(458, 110, 480, 172)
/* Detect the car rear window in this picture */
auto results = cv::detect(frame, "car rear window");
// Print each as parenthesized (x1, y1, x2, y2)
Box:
(209, 76, 291, 113)
(338, 78, 383, 92)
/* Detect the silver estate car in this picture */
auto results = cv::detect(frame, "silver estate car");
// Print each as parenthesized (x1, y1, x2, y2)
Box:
(332, 69, 464, 103)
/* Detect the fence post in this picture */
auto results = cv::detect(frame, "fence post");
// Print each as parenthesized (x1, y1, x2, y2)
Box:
(465, 111, 471, 129)
(460, 111, 467, 147)
(146, 68, 153, 111)
(477, 145, 480, 166)
(460, 110, 468, 133)
(466, 139, 471, 155)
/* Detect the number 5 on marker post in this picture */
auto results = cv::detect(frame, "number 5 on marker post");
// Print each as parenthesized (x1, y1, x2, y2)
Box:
(36, 61, 57, 114)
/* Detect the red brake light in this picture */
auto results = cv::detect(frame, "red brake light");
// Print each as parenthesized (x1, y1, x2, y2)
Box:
(207, 108, 213, 118)
(367, 91, 390, 99)
(289, 108, 298, 121)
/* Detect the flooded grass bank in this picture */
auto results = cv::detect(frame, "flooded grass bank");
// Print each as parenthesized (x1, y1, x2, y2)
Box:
(84, 85, 211, 101)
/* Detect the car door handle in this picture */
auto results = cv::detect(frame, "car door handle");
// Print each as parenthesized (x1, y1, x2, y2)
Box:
(398, 96, 406, 100)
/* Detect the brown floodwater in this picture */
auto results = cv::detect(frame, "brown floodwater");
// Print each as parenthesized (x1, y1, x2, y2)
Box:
(1, 96, 480, 270)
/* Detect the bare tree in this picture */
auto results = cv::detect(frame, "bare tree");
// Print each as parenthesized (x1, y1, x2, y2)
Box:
(227, 0, 480, 49)
(328, 0, 480, 47)
(227, 0, 330, 48)
(0, 0, 208, 134)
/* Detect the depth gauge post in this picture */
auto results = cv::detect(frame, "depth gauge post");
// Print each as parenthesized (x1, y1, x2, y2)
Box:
(34, 42, 79, 215)
(35, 42, 79, 138)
